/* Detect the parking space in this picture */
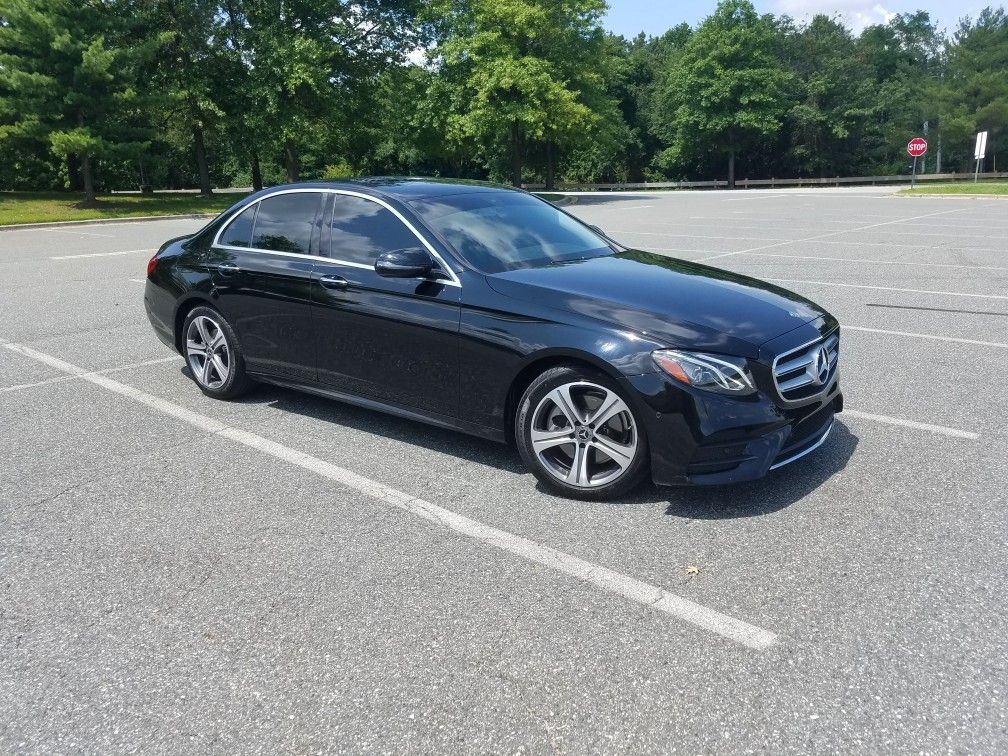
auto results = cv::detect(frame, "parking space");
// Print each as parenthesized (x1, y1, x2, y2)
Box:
(2, 188, 1006, 753)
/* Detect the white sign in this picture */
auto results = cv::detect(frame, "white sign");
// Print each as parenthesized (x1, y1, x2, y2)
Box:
(974, 131, 988, 160)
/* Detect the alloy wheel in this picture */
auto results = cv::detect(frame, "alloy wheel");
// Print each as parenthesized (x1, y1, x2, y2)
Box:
(530, 381, 638, 488)
(185, 314, 231, 389)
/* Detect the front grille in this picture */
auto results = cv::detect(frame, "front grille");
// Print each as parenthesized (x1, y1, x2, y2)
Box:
(772, 330, 839, 402)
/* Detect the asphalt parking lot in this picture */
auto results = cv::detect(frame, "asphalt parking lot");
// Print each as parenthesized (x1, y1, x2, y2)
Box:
(2, 186, 1006, 754)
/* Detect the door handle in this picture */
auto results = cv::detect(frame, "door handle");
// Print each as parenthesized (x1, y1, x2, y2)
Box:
(216, 263, 240, 275)
(319, 274, 349, 290)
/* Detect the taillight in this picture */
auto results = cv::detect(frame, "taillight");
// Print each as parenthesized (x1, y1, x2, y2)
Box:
(147, 253, 158, 277)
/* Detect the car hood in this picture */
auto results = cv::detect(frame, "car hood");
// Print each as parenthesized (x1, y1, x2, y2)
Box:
(485, 250, 830, 357)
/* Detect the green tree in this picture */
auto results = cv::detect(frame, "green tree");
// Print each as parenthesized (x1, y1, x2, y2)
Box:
(781, 15, 876, 177)
(653, 0, 791, 186)
(427, 0, 617, 187)
(935, 8, 1008, 171)
(856, 12, 942, 173)
(0, 0, 154, 204)
(612, 26, 691, 182)
(227, 0, 423, 184)
(138, 0, 227, 195)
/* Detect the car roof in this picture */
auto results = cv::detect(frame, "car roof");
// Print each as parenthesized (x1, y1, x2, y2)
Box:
(250, 177, 524, 203)
(191, 177, 531, 248)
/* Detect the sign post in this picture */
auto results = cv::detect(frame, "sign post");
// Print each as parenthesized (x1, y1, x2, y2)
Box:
(974, 131, 988, 183)
(907, 137, 928, 188)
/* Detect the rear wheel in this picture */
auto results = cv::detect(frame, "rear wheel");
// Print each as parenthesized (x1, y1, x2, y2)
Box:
(516, 365, 649, 500)
(182, 306, 252, 400)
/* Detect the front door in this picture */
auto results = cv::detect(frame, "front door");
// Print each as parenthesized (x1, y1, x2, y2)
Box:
(206, 190, 325, 382)
(311, 193, 461, 418)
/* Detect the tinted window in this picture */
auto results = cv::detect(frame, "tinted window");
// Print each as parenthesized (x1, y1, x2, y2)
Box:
(328, 195, 422, 265)
(251, 192, 322, 255)
(410, 192, 611, 274)
(220, 203, 257, 247)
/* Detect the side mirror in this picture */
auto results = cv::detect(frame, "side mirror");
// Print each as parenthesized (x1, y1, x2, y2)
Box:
(375, 248, 434, 279)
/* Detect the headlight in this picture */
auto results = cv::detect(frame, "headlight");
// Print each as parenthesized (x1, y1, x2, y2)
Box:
(652, 349, 756, 395)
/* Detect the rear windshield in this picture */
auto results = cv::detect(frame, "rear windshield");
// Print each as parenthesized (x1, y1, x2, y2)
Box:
(409, 192, 612, 274)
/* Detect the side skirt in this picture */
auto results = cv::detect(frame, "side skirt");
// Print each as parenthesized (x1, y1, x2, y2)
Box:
(252, 375, 507, 444)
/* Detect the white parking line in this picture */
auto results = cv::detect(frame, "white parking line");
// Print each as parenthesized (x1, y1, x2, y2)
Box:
(0, 354, 182, 394)
(2, 342, 779, 650)
(808, 238, 1007, 253)
(663, 218, 1008, 251)
(766, 279, 1008, 301)
(50, 228, 115, 238)
(844, 410, 979, 440)
(612, 229, 790, 243)
(741, 252, 1008, 272)
(844, 325, 1008, 349)
(695, 204, 991, 262)
(690, 214, 869, 224)
(594, 204, 654, 210)
(51, 248, 157, 260)
(630, 246, 710, 258)
(847, 228, 1007, 240)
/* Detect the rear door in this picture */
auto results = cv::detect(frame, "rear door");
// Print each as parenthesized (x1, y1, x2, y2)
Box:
(310, 193, 461, 418)
(207, 190, 325, 382)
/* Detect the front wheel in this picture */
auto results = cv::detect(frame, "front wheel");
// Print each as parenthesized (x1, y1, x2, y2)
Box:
(515, 365, 650, 500)
(182, 306, 252, 400)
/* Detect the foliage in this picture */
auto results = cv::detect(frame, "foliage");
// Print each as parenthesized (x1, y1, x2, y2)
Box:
(424, 0, 620, 186)
(934, 8, 1008, 170)
(0, 0, 1004, 193)
(780, 16, 877, 177)
(652, 0, 791, 184)
(0, 0, 156, 202)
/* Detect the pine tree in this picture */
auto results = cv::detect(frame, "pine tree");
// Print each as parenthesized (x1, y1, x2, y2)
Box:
(0, 0, 154, 204)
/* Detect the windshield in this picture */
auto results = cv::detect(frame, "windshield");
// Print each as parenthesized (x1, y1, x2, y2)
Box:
(409, 191, 613, 274)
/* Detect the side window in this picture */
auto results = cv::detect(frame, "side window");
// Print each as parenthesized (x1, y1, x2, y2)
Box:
(251, 192, 322, 255)
(328, 195, 423, 266)
(220, 203, 257, 247)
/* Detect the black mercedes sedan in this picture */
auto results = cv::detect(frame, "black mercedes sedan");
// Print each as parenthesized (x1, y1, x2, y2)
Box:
(144, 178, 841, 500)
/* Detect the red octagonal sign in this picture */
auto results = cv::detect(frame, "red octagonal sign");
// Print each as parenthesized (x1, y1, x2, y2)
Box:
(907, 137, 928, 157)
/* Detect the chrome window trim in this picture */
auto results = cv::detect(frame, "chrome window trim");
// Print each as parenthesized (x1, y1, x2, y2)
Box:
(768, 421, 833, 470)
(770, 328, 839, 403)
(212, 187, 462, 288)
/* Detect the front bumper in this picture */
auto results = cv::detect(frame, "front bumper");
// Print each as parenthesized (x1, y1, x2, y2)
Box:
(622, 370, 842, 487)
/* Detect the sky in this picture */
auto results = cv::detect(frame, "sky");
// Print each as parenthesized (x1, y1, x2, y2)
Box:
(602, 0, 990, 37)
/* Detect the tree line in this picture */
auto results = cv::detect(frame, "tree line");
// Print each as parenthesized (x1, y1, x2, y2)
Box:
(0, 0, 1004, 203)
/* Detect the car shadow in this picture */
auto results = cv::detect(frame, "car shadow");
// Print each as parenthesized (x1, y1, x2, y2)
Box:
(204, 372, 857, 519)
(222, 380, 527, 475)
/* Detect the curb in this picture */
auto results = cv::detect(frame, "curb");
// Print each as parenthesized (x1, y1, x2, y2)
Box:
(897, 193, 1008, 199)
(0, 212, 218, 232)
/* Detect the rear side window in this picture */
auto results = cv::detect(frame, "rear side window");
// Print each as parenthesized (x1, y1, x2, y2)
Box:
(251, 192, 322, 255)
(220, 204, 257, 247)
(328, 195, 422, 265)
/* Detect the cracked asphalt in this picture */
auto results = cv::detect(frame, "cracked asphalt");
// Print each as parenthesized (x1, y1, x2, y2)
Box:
(1, 186, 1006, 754)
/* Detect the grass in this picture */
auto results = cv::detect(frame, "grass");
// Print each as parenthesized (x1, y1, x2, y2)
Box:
(899, 181, 1008, 196)
(0, 191, 245, 226)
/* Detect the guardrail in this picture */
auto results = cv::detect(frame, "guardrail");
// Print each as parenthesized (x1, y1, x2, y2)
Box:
(525, 171, 1008, 192)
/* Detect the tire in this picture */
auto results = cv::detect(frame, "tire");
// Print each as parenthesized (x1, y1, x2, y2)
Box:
(181, 305, 253, 400)
(515, 364, 649, 501)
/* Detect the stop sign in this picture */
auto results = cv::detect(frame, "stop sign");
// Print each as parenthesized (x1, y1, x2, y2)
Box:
(907, 137, 928, 157)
